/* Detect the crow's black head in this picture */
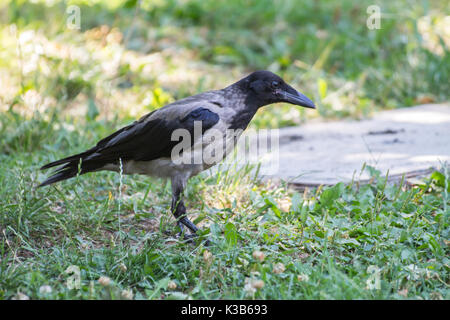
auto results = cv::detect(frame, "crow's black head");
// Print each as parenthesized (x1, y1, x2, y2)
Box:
(238, 70, 315, 109)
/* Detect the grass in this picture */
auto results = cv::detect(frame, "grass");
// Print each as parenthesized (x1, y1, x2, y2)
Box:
(0, 0, 449, 300)
(2, 0, 449, 124)
(0, 139, 449, 299)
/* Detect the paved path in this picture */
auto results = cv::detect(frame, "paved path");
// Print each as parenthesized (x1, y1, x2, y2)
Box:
(256, 103, 450, 187)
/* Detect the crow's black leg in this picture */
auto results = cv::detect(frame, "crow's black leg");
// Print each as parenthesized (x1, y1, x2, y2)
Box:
(171, 176, 198, 237)
(171, 198, 199, 235)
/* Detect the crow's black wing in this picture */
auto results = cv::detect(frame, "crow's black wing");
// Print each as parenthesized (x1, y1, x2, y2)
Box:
(39, 107, 219, 186)
(90, 107, 219, 162)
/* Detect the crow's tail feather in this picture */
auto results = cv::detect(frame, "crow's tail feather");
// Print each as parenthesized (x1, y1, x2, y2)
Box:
(39, 152, 104, 188)
(40, 149, 93, 170)
(38, 166, 79, 187)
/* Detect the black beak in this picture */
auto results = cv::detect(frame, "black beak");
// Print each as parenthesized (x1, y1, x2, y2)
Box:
(282, 89, 315, 109)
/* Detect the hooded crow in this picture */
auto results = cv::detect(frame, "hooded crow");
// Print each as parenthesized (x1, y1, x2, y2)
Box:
(39, 71, 315, 240)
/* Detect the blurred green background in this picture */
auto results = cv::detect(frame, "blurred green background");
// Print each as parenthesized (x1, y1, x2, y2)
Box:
(1, 0, 449, 132)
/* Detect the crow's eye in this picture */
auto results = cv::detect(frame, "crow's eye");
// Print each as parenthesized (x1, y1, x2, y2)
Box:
(271, 81, 280, 88)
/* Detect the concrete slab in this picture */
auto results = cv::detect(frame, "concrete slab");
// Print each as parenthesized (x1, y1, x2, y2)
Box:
(257, 103, 450, 187)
